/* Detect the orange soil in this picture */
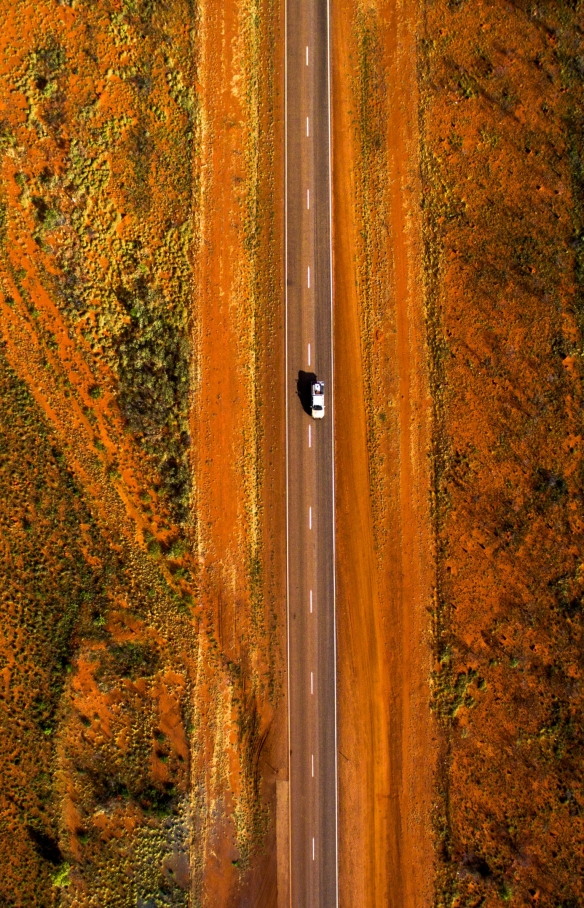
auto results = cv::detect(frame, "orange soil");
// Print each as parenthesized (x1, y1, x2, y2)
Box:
(419, 0, 584, 903)
(0, 1, 206, 903)
(332, 1, 436, 906)
(192, 0, 285, 903)
(0, 0, 288, 900)
(0, 2, 194, 558)
(0, 345, 197, 904)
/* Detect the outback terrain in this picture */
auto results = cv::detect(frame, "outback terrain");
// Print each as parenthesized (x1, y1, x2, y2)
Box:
(419, 0, 584, 904)
(0, 0, 583, 905)
(0, 0, 283, 905)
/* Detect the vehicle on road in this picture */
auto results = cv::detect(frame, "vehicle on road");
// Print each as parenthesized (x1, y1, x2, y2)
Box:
(311, 380, 325, 419)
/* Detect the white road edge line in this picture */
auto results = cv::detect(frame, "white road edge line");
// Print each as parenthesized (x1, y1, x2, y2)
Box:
(326, 0, 340, 894)
(283, 0, 293, 897)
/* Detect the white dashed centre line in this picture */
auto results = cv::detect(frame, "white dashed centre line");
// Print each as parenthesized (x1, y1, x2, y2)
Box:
(307, 188, 310, 209)
(306, 45, 309, 66)
(308, 424, 312, 448)
(312, 838, 315, 861)
(309, 506, 312, 529)
(310, 590, 313, 613)
(307, 266, 311, 288)
(311, 671, 314, 694)
(312, 754, 315, 778)
(306, 116, 310, 137)
(308, 342, 311, 366)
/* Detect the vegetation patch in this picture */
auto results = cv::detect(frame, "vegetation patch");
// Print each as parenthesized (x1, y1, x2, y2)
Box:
(351, 4, 391, 554)
(419, 0, 584, 903)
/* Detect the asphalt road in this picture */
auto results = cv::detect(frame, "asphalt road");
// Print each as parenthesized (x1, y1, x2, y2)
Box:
(285, 0, 338, 904)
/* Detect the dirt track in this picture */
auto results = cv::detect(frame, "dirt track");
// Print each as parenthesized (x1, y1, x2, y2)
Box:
(331, 1, 436, 906)
(192, 0, 285, 903)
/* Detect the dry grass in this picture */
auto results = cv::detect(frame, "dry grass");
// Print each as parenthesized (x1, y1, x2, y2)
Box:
(351, 3, 392, 556)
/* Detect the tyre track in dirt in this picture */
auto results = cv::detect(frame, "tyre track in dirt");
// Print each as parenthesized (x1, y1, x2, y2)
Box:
(331, 1, 436, 906)
(192, 0, 285, 903)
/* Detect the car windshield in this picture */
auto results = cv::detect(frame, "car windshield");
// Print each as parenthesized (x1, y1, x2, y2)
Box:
(313, 405, 322, 411)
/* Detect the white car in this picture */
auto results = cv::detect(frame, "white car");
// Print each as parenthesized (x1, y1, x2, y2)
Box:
(311, 380, 325, 419)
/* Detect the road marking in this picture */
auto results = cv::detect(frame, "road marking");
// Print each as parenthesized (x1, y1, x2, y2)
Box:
(307, 266, 311, 288)
(310, 589, 313, 613)
(284, 0, 338, 897)
(308, 342, 311, 365)
(311, 671, 314, 694)
(307, 188, 310, 209)
(306, 45, 309, 66)
(312, 754, 314, 777)
(325, 0, 341, 893)
(308, 424, 311, 448)
(306, 116, 310, 137)
(309, 506, 312, 529)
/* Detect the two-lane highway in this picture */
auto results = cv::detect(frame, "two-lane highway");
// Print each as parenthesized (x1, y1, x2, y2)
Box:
(285, 0, 337, 905)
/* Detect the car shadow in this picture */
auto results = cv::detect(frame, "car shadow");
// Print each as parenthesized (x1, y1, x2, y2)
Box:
(297, 370, 316, 416)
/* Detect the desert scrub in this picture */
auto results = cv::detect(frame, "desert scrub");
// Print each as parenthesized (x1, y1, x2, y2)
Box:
(0, 349, 114, 902)
(351, 4, 391, 554)
(237, 0, 275, 648)
(420, 0, 584, 904)
(3, 0, 198, 525)
(568, 106, 584, 356)
(0, 1, 202, 902)
(232, 689, 270, 867)
(99, 641, 161, 681)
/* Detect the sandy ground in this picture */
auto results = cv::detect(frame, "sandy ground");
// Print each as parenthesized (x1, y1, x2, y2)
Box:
(331, 1, 436, 906)
(192, 0, 286, 903)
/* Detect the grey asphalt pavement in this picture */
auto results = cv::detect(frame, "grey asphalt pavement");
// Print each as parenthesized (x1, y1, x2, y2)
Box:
(285, 0, 338, 904)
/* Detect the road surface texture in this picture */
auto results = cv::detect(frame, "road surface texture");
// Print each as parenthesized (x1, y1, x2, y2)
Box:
(285, 0, 337, 905)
